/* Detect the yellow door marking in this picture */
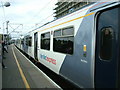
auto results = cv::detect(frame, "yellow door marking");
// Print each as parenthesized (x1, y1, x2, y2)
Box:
(12, 46, 30, 90)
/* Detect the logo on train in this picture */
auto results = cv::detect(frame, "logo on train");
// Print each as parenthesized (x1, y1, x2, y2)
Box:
(40, 54, 56, 65)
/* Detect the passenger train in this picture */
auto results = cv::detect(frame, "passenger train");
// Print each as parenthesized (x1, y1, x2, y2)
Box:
(15, 1, 120, 88)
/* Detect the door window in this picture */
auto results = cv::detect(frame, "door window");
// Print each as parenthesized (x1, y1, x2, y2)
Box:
(100, 27, 114, 60)
(41, 32, 50, 50)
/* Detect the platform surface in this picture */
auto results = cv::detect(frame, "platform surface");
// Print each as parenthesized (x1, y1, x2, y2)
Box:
(2, 45, 60, 89)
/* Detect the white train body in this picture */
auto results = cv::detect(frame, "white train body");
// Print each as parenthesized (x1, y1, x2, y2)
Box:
(15, 1, 120, 88)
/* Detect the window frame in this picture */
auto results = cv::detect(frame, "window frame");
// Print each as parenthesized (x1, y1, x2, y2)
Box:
(53, 26, 74, 55)
(41, 32, 50, 50)
(99, 27, 114, 61)
(25, 36, 32, 47)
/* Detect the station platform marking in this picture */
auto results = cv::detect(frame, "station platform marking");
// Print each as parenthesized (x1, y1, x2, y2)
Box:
(14, 46, 62, 89)
(12, 47, 30, 90)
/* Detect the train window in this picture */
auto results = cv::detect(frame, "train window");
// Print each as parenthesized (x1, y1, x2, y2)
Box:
(54, 29, 61, 37)
(53, 26, 74, 55)
(26, 36, 32, 46)
(62, 27, 74, 36)
(41, 32, 50, 50)
(41, 32, 50, 38)
(16, 39, 20, 44)
(21, 39, 24, 44)
(28, 37, 32, 46)
(100, 27, 113, 60)
(25, 36, 28, 46)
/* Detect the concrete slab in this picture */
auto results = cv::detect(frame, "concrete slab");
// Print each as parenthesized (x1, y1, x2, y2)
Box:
(2, 45, 61, 89)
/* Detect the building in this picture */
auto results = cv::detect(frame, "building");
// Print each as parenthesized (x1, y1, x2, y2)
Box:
(54, 0, 91, 19)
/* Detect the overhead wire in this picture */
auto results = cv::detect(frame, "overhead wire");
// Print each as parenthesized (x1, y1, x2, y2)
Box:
(27, 0, 54, 23)
(8, 24, 22, 34)
(27, 0, 56, 31)
(27, 13, 54, 31)
(36, 13, 54, 26)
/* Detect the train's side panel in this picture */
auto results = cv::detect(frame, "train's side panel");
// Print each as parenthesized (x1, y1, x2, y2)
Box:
(36, 3, 100, 88)
(24, 36, 28, 53)
(37, 6, 90, 74)
(27, 33, 34, 58)
(36, 2, 109, 77)
(20, 37, 24, 51)
(15, 1, 119, 88)
(31, 33, 35, 59)
(59, 9, 95, 88)
(15, 39, 21, 49)
(59, 2, 120, 88)
(28, 46, 33, 57)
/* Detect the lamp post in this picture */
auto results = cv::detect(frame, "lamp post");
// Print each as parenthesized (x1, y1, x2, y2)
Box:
(3, 2, 10, 7)
(6, 20, 9, 35)
(0, 2, 10, 7)
(0, 2, 10, 48)
(6, 21, 9, 46)
(2, 21, 10, 42)
(1, 1, 10, 38)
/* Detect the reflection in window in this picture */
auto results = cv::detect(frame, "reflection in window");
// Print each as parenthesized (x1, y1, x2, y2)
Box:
(41, 32, 50, 50)
(54, 29, 61, 37)
(16, 39, 20, 44)
(53, 26, 74, 55)
(62, 27, 74, 35)
(26, 36, 32, 46)
(28, 37, 32, 46)
(100, 27, 113, 60)
(21, 39, 24, 44)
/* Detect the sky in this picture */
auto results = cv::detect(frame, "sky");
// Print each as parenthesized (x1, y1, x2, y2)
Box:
(0, 0, 57, 38)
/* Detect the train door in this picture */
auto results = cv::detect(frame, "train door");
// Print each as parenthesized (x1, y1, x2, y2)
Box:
(34, 32, 38, 60)
(24, 36, 28, 53)
(95, 6, 120, 88)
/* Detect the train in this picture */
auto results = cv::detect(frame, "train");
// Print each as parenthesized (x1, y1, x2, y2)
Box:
(15, 1, 120, 88)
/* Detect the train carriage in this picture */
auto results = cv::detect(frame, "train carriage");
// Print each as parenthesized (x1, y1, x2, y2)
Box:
(16, 1, 120, 88)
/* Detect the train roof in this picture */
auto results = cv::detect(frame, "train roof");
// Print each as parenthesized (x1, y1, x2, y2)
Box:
(28, 0, 119, 33)
(29, 2, 94, 33)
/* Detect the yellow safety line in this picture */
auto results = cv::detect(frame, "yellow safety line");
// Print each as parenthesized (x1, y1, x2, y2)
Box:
(12, 46, 30, 90)
(38, 12, 95, 32)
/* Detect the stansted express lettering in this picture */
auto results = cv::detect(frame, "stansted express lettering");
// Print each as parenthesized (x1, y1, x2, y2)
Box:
(40, 54, 56, 65)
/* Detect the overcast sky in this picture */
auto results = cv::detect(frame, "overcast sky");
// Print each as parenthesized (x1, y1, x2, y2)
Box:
(0, 0, 57, 38)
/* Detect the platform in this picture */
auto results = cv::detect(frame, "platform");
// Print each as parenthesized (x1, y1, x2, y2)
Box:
(2, 44, 61, 89)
